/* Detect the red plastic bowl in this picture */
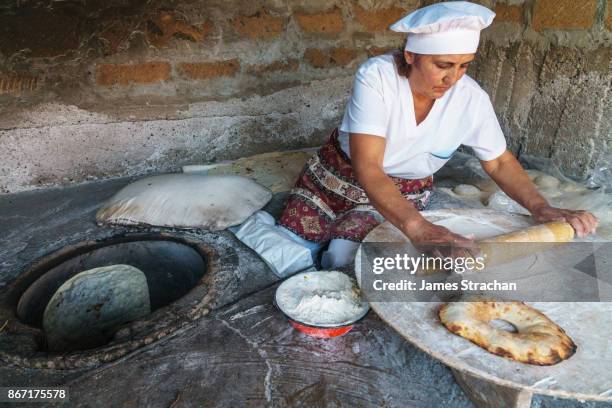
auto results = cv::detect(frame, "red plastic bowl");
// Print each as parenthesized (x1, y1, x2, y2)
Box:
(288, 320, 354, 338)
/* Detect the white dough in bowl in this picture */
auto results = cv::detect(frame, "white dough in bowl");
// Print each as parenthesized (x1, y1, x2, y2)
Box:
(96, 174, 272, 230)
(275, 271, 369, 327)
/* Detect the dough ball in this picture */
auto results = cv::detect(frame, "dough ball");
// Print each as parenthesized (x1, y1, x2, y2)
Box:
(534, 174, 560, 189)
(474, 179, 499, 193)
(525, 169, 544, 181)
(453, 184, 481, 196)
(438, 187, 455, 195)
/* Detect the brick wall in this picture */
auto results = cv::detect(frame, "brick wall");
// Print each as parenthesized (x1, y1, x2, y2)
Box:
(0, 0, 609, 193)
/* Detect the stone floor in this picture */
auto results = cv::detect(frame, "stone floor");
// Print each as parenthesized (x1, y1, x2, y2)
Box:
(0, 177, 608, 407)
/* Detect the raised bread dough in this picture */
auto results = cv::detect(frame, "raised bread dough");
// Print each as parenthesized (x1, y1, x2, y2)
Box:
(453, 184, 481, 196)
(439, 301, 576, 365)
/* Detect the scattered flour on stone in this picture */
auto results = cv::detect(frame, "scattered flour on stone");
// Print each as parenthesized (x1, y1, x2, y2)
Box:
(275, 271, 369, 326)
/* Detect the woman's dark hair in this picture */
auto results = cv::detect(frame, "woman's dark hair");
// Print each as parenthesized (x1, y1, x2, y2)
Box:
(392, 49, 410, 78)
(392, 48, 414, 79)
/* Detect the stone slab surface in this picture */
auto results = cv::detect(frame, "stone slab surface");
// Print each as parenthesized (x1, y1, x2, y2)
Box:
(359, 210, 612, 403)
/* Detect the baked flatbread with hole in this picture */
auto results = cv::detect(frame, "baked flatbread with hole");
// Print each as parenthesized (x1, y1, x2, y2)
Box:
(439, 301, 576, 365)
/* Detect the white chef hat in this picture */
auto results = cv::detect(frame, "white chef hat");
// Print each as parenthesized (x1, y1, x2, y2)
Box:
(390, 1, 495, 55)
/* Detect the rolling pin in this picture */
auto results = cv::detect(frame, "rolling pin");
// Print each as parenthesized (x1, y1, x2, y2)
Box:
(419, 221, 575, 274)
(477, 221, 575, 267)
(481, 221, 575, 244)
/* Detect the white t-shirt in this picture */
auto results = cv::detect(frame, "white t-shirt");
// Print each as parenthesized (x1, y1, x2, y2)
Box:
(338, 54, 506, 179)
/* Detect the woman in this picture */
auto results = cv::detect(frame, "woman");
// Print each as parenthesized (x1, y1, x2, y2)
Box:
(277, 1, 597, 268)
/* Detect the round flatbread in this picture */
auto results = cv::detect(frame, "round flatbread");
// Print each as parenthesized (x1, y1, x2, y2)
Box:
(439, 301, 576, 365)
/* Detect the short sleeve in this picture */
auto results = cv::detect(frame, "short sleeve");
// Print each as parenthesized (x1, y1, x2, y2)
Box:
(339, 64, 387, 137)
(462, 93, 507, 161)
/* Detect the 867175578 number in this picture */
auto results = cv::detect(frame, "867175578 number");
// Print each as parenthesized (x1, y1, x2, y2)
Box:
(2, 388, 68, 402)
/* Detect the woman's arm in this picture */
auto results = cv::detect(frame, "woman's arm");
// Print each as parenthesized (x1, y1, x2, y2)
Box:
(480, 150, 598, 237)
(350, 133, 473, 245)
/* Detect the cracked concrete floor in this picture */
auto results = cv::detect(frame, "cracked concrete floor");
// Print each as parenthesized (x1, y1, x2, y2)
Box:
(60, 286, 474, 407)
(0, 177, 607, 407)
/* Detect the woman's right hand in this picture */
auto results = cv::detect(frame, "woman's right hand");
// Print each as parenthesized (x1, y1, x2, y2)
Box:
(403, 217, 479, 260)
(404, 217, 472, 244)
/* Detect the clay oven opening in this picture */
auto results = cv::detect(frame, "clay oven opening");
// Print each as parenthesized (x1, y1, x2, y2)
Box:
(14, 235, 207, 352)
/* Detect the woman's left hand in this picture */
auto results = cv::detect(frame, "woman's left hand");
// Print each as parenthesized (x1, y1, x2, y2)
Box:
(531, 205, 598, 237)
